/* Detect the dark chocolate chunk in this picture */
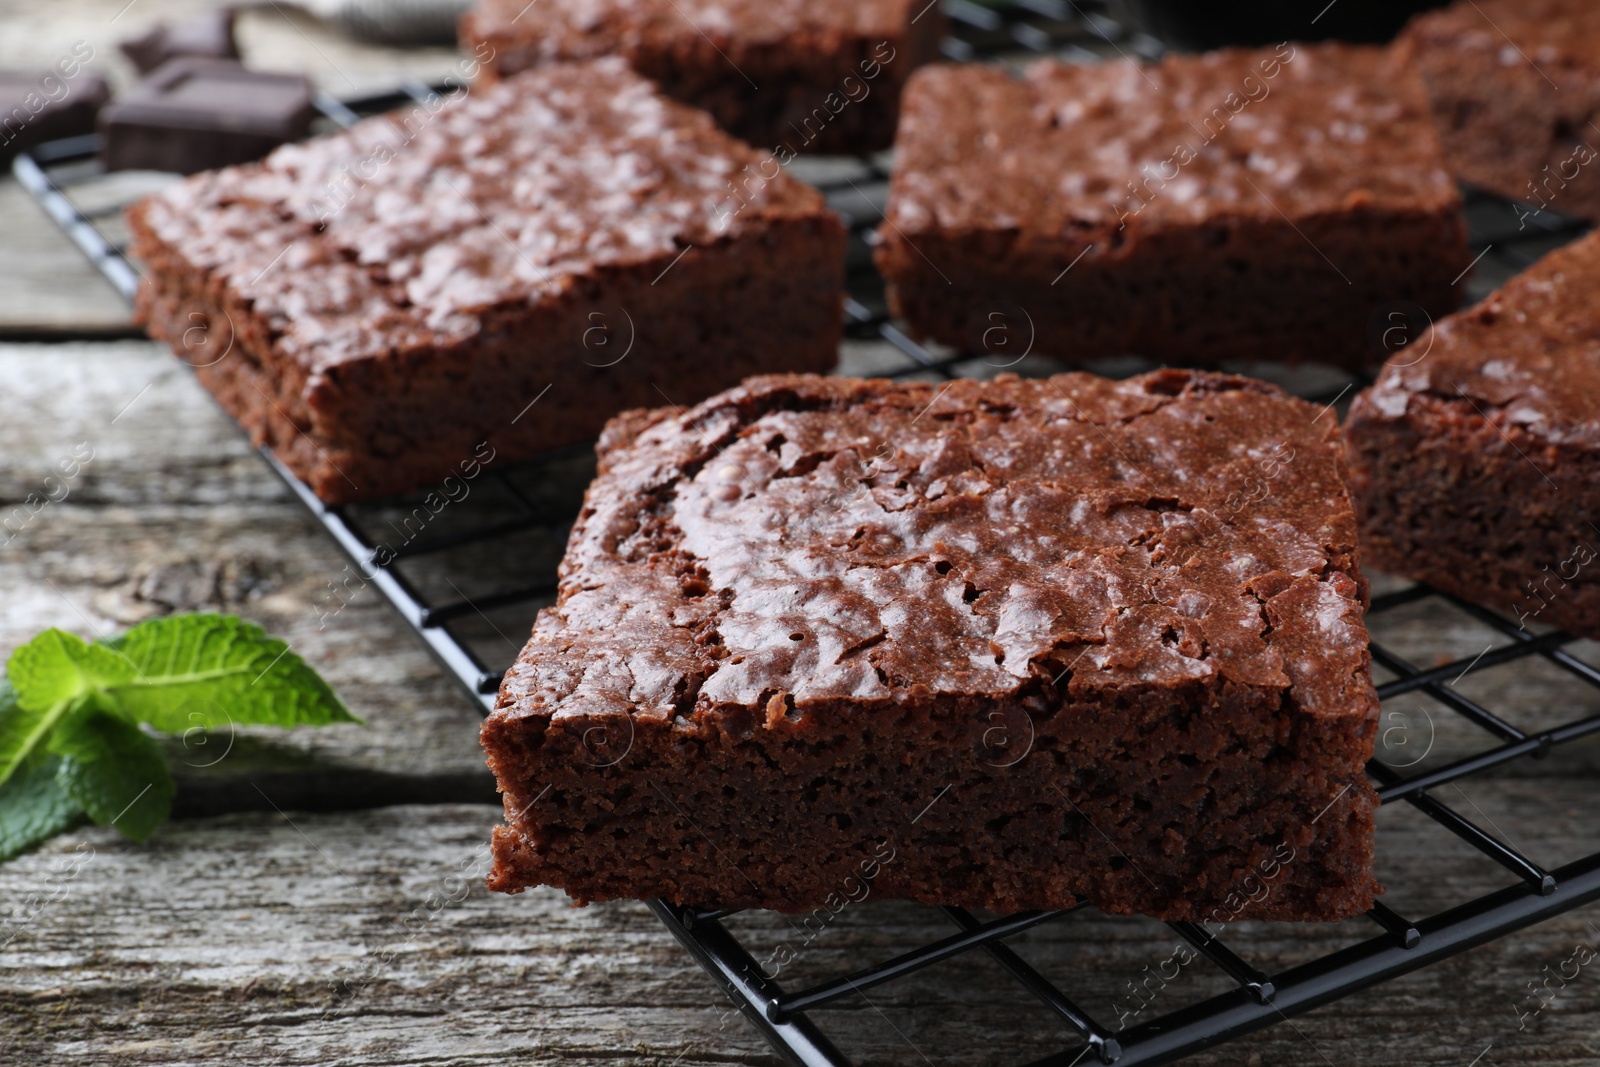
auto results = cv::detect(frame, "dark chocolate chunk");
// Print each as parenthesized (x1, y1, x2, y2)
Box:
(0, 68, 110, 160)
(100, 58, 314, 174)
(120, 8, 240, 75)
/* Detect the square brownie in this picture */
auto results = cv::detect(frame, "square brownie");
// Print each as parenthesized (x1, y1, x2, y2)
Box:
(459, 0, 942, 155)
(1402, 0, 1600, 223)
(876, 45, 1470, 371)
(128, 59, 845, 503)
(1345, 229, 1600, 639)
(484, 371, 1382, 921)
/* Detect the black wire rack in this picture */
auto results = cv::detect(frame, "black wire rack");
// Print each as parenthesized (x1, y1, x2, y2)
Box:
(14, 2, 1600, 1064)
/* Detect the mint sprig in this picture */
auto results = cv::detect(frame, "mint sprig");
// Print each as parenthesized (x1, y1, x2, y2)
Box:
(0, 613, 357, 861)
(0, 751, 80, 863)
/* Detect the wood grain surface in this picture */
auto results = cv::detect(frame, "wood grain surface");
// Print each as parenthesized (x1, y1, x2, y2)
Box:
(2, 3, 1600, 1066)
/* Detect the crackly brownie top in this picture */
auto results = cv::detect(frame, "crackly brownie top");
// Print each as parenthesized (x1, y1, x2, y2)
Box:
(885, 44, 1455, 242)
(1406, 0, 1600, 60)
(464, 0, 919, 52)
(129, 58, 827, 373)
(1355, 229, 1600, 447)
(495, 372, 1374, 732)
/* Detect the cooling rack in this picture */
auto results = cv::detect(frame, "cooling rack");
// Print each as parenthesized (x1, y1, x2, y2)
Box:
(15, 1, 1600, 1063)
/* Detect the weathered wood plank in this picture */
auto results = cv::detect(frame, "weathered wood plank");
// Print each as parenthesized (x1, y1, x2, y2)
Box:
(0, 179, 134, 338)
(0, 340, 495, 804)
(0, 788, 1599, 1067)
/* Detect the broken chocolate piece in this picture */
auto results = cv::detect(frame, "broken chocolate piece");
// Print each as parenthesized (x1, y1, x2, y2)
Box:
(0, 68, 110, 160)
(100, 58, 314, 174)
(119, 8, 240, 75)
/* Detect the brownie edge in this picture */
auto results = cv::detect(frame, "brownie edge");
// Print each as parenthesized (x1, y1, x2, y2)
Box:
(1345, 229, 1600, 639)
(877, 45, 1467, 371)
(485, 371, 1382, 922)
(1400, 0, 1600, 223)
(126, 60, 845, 504)
(461, 0, 943, 154)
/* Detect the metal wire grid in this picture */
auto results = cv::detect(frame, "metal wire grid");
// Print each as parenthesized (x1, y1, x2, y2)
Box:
(13, 2, 1600, 1063)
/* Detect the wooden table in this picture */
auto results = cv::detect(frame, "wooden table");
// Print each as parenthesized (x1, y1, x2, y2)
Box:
(4, 3, 1600, 1065)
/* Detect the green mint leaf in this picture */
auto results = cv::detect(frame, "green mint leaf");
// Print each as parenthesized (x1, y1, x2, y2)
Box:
(0, 670, 101, 790)
(1, 612, 355, 862)
(1, 629, 141, 787)
(52, 712, 174, 843)
(7, 628, 137, 711)
(98, 613, 358, 731)
(0, 754, 84, 862)
(0, 678, 62, 789)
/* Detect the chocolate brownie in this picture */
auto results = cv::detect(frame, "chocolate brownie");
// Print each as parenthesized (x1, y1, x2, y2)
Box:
(1402, 0, 1600, 223)
(877, 45, 1470, 372)
(127, 59, 845, 504)
(484, 371, 1382, 921)
(459, 0, 941, 155)
(1345, 229, 1600, 639)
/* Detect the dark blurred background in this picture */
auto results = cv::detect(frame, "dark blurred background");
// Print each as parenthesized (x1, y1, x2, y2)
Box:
(1116, 0, 1448, 49)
